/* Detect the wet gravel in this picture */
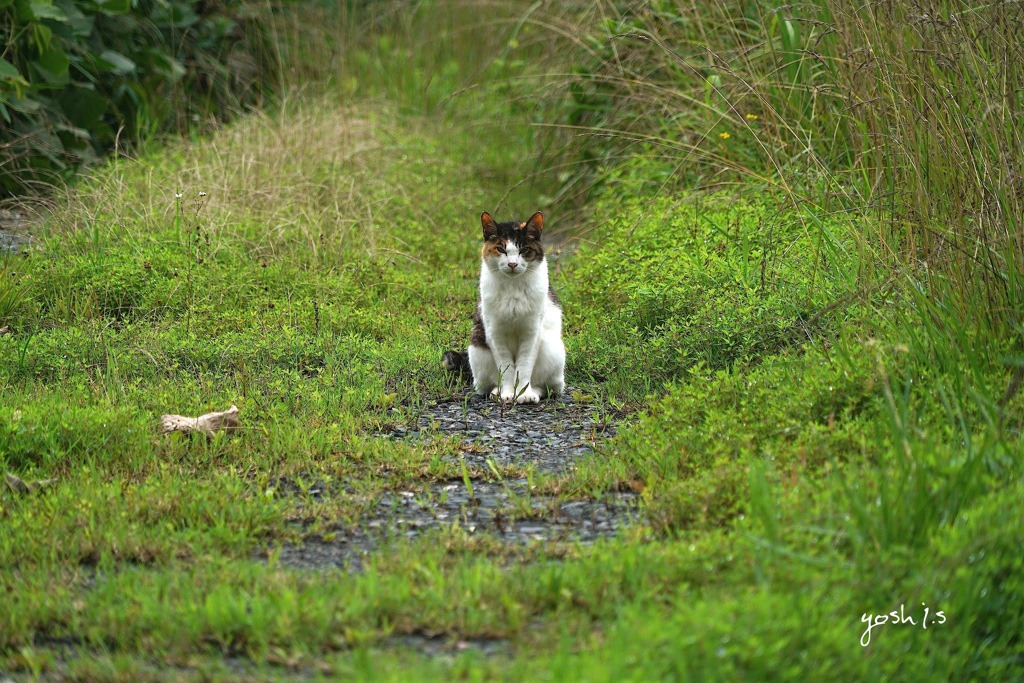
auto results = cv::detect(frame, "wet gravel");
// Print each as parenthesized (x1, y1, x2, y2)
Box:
(276, 388, 639, 570)
(385, 631, 511, 659)
(396, 386, 618, 474)
(0, 209, 31, 253)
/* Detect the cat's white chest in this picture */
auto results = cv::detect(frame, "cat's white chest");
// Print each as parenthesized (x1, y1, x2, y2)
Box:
(484, 283, 540, 320)
(480, 268, 545, 337)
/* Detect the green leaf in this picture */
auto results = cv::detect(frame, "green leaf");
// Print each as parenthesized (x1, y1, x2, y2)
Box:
(33, 43, 70, 85)
(55, 1, 93, 37)
(55, 121, 91, 141)
(4, 95, 41, 113)
(93, 0, 130, 13)
(14, 0, 68, 21)
(143, 48, 186, 82)
(0, 58, 25, 83)
(14, 0, 32, 21)
(29, 0, 68, 22)
(29, 22, 53, 51)
(25, 127, 68, 166)
(0, 0, 14, 8)
(152, 2, 198, 29)
(58, 84, 107, 129)
(96, 49, 136, 76)
(779, 18, 799, 53)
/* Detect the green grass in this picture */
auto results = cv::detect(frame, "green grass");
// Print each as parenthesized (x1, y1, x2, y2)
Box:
(1, 0, 1022, 680)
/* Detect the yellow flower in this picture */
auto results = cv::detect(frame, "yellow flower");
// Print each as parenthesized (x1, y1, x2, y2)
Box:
(718, 132, 731, 139)
(745, 113, 759, 121)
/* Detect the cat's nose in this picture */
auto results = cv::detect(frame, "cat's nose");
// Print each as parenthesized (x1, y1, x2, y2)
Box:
(507, 260, 519, 271)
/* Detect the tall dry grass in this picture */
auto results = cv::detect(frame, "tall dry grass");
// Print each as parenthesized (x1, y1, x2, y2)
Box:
(826, 1, 1023, 328)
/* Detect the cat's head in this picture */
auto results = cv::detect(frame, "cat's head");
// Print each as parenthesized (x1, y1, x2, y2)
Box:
(480, 211, 545, 277)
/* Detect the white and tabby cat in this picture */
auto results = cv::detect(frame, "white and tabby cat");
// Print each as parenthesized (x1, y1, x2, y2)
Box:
(444, 211, 565, 403)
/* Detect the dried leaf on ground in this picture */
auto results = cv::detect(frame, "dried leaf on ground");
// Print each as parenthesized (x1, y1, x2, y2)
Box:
(161, 405, 240, 436)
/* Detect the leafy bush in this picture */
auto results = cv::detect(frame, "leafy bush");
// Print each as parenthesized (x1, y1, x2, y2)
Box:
(0, 0, 279, 196)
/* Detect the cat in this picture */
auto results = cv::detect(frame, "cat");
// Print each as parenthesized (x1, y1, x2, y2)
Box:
(443, 211, 565, 403)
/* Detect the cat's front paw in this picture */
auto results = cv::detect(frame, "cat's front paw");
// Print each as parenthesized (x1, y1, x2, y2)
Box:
(516, 387, 541, 404)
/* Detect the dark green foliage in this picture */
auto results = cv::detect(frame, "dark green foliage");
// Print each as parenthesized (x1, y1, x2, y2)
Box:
(0, 0, 279, 196)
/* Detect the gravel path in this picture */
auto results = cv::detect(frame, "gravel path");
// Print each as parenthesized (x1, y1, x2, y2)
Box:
(0, 208, 31, 253)
(395, 386, 618, 473)
(276, 388, 639, 570)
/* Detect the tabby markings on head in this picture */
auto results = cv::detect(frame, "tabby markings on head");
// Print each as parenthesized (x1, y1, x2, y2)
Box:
(480, 211, 545, 263)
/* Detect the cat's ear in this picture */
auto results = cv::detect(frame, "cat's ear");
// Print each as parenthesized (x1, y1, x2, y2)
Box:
(481, 212, 498, 240)
(525, 211, 544, 239)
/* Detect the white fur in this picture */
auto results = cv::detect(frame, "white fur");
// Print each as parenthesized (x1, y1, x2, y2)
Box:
(469, 240, 565, 403)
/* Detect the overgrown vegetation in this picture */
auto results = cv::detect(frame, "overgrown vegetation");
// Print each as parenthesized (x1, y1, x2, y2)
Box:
(563, 0, 1023, 334)
(0, 0, 1021, 679)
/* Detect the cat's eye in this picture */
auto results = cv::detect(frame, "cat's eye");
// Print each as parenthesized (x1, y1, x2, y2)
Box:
(496, 244, 506, 254)
(521, 248, 532, 257)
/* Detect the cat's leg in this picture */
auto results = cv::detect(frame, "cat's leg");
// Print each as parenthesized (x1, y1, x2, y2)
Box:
(531, 333, 566, 398)
(495, 351, 525, 401)
(485, 334, 530, 402)
(467, 344, 497, 396)
(510, 332, 544, 404)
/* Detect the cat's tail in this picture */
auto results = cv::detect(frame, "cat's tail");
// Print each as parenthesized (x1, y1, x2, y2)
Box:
(442, 350, 472, 379)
